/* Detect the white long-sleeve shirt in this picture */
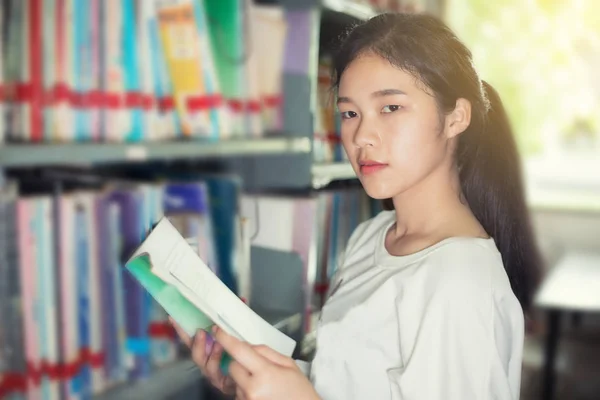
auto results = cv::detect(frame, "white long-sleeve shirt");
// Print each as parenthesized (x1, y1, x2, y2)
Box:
(308, 210, 524, 400)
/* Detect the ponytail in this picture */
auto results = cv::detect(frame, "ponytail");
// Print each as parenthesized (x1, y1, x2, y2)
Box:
(458, 81, 542, 312)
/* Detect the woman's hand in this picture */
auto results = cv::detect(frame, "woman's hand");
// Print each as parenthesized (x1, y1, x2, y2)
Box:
(213, 326, 321, 400)
(169, 318, 236, 395)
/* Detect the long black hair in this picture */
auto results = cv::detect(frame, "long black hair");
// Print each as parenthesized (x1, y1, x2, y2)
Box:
(332, 13, 542, 312)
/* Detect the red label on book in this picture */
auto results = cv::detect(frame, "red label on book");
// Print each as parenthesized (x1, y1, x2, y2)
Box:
(52, 83, 71, 104)
(263, 95, 282, 108)
(158, 96, 175, 112)
(186, 94, 223, 111)
(15, 83, 34, 102)
(148, 322, 177, 339)
(125, 92, 144, 109)
(227, 98, 244, 113)
(0, 372, 27, 398)
(105, 92, 124, 109)
(88, 90, 105, 108)
(247, 100, 262, 114)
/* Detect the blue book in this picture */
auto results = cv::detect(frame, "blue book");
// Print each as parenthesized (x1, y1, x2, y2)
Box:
(202, 176, 241, 293)
(73, 0, 92, 141)
(107, 189, 150, 380)
(122, 0, 143, 142)
(164, 182, 219, 277)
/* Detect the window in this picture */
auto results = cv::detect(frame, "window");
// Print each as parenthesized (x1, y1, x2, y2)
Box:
(447, 0, 600, 211)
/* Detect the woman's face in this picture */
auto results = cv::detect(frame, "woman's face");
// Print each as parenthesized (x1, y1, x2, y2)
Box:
(338, 53, 463, 200)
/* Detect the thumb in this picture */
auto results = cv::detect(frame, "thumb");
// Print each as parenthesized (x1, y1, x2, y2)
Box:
(252, 345, 295, 368)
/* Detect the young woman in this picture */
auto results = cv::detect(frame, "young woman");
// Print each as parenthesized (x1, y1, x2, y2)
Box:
(172, 12, 542, 400)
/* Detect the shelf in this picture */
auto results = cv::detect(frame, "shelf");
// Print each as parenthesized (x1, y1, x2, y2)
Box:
(0, 137, 312, 168)
(312, 161, 356, 188)
(92, 311, 300, 400)
(94, 359, 201, 400)
(322, 0, 377, 20)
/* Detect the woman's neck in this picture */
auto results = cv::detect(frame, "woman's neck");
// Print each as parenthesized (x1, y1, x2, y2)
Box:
(390, 164, 486, 242)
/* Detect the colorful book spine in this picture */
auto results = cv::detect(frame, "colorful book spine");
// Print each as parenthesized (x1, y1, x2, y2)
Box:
(27, 0, 43, 142)
(121, 0, 144, 142)
(16, 199, 42, 400)
(102, 0, 126, 142)
(155, 0, 217, 139)
(89, 0, 102, 142)
(57, 196, 80, 400)
(36, 197, 61, 400)
(0, 186, 27, 400)
(42, 0, 56, 142)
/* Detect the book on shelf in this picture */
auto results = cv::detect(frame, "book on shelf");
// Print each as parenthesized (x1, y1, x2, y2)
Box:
(0, 176, 248, 399)
(0, 0, 290, 144)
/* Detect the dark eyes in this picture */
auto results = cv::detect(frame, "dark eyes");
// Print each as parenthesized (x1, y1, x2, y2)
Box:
(382, 105, 400, 113)
(340, 111, 358, 119)
(340, 105, 401, 120)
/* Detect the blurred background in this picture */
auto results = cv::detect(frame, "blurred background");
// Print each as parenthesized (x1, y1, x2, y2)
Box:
(0, 0, 598, 400)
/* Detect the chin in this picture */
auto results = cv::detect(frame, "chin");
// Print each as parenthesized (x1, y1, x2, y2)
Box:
(359, 179, 400, 200)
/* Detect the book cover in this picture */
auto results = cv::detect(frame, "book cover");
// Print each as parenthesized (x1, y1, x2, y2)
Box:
(16, 199, 42, 400)
(36, 197, 61, 400)
(102, 0, 127, 142)
(42, 0, 56, 142)
(106, 188, 149, 380)
(0, 185, 27, 400)
(137, 0, 159, 142)
(121, 0, 144, 142)
(56, 196, 80, 400)
(163, 182, 218, 275)
(155, 0, 218, 139)
(147, 1, 179, 140)
(203, 0, 243, 137)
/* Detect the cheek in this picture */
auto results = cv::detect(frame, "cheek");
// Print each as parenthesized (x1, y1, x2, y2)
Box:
(383, 115, 434, 166)
(341, 127, 357, 157)
(383, 115, 446, 182)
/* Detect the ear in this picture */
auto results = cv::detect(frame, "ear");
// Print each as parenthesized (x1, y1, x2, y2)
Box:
(444, 98, 471, 139)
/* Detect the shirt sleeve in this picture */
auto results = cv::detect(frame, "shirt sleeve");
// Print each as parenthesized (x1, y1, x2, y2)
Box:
(295, 359, 311, 377)
(388, 279, 520, 400)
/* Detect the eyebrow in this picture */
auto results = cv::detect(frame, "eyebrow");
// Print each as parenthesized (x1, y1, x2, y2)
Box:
(336, 88, 407, 104)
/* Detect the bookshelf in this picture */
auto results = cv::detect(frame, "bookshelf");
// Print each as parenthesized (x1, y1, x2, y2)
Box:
(312, 162, 356, 188)
(322, 0, 377, 19)
(0, 137, 312, 167)
(94, 360, 202, 400)
(93, 310, 303, 400)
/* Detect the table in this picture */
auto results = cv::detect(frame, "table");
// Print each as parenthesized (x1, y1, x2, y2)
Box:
(534, 252, 600, 400)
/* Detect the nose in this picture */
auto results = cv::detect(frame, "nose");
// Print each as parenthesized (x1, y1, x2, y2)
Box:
(353, 118, 379, 148)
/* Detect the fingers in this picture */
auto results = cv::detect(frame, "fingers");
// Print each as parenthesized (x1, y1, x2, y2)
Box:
(222, 375, 237, 396)
(229, 360, 252, 388)
(169, 317, 192, 348)
(235, 386, 248, 400)
(205, 341, 225, 380)
(252, 345, 294, 368)
(190, 330, 210, 369)
(213, 326, 266, 373)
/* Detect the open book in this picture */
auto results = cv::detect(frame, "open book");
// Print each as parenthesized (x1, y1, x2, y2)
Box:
(124, 217, 297, 372)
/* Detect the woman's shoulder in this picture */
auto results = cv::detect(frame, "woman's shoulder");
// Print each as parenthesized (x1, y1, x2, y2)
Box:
(418, 237, 518, 304)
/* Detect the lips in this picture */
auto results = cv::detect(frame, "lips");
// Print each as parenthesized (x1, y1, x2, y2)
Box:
(358, 160, 388, 175)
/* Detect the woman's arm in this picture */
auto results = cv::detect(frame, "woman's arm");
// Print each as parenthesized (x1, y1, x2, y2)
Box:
(388, 273, 523, 400)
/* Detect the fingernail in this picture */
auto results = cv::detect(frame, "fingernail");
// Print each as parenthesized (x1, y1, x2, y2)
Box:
(205, 333, 214, 354)
(212, 325, 218, 334)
